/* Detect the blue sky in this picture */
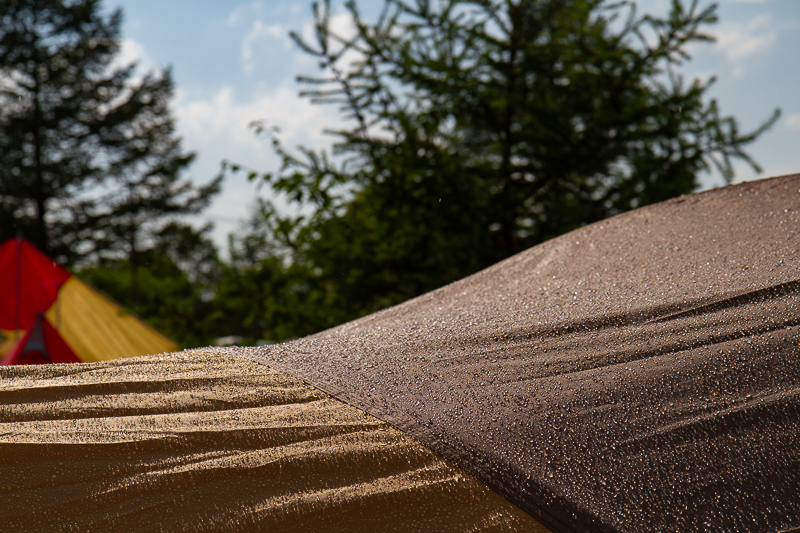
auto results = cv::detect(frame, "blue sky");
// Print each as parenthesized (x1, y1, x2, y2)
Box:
(109, 0, 800, 253)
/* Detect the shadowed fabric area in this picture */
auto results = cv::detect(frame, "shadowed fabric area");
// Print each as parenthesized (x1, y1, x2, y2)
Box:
(0, 349, 547, 532)
(239, 175, 800, 533)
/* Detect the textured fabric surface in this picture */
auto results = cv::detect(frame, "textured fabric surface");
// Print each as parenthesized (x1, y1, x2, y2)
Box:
(240, 174, 800, 533)
(0, 349, 547, 532)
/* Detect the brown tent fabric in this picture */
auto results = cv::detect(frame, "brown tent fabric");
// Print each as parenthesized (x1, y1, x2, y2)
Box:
(2, 175, 799, 532)
(239, 174, 800, 532)
(0, 349, 547, 532)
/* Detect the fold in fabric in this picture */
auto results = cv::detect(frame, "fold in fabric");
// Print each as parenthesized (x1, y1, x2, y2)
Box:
(0, 349, 547, 532)
(241, 175, 800, 533)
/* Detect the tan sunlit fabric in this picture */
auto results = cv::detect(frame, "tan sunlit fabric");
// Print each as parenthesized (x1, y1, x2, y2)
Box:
(0, 349, 548, 533)
(44, 276, 177, 362)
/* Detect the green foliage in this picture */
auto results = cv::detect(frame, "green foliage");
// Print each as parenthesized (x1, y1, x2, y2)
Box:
(0, 0, 780, 349)
(209, 200, 341, 344)
(76, 223, 221, 348)
(229, 0, 778, 325)
(0, 0, 220, 266)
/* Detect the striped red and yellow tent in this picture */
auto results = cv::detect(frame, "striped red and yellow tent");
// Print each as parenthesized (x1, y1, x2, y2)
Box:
(0, 237, 177, 364)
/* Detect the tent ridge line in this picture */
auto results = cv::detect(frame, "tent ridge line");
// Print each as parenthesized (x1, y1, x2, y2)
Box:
(234, 347, 614, 533)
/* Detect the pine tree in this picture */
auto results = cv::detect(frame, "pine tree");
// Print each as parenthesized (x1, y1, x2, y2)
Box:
(0, 0, 220, 266)
(236, 0, 779, 323)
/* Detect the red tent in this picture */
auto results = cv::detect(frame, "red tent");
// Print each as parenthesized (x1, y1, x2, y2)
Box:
(0, 237, 70, 332)
(0, 237, 178, 364)
(0, 312, 81, 365)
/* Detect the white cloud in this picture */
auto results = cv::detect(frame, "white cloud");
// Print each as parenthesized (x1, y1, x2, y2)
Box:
(713, 14, 776, 76)
(296, 10, 365, 79)
(174, 83, 348, 255)
(241, 20, 290, 72)
(229, 2, 312, 73)
(227, 1, 263, 26)
(110, 38, 156, 75)
(175, 83, 342, 157)
(230, 2, 363, 76)
(299, 9, 358, 43)
(785, 114, 800, 131)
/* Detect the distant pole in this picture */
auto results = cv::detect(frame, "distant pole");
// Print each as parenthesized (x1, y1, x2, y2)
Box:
(14, 234, 22, 340)
(55, 285, 61, 331)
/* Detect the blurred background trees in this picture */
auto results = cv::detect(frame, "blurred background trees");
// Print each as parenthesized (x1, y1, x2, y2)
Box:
(231, 0, 778, 329)
(0, 0, 779, 348)
(0, 0, 221, 345)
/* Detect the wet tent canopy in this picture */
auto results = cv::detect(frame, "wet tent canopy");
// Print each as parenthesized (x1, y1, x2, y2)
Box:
(241, 174, 800, 532)
(1, 174, 799, 532)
